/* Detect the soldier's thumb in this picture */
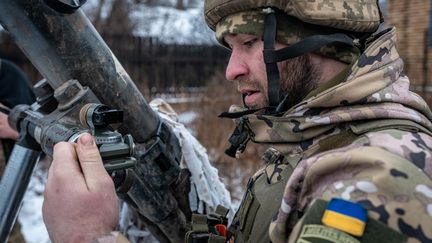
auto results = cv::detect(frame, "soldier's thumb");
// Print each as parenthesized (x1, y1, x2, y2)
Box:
(76, 133, 109, 190)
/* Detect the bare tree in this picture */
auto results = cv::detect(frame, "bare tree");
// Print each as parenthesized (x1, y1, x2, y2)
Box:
(101, 0, 136, 35)
(134, 0, 156, 5)
(176, 0, 185, 10)
(91, 0, 107, 31)
(83, 0, 136, 36)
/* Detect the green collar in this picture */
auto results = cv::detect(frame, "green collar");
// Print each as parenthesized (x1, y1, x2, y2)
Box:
(304, 63, 353, 100)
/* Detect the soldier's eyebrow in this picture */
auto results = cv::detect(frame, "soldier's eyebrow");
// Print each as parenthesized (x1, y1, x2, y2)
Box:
(224, 33, 238, 47)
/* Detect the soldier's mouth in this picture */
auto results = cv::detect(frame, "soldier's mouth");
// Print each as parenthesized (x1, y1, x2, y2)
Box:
(242, 90, 260, 106)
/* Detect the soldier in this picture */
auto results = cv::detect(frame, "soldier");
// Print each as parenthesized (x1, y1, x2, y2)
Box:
(43, 0, 432, 242)
(0, 58, 35, 243)
(0, 58, 35, 170)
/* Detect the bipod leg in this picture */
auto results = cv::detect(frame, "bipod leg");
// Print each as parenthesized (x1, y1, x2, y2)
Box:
(0, 132, 41, 242)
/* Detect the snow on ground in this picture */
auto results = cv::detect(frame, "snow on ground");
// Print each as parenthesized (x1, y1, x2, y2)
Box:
(18, 164, 50, 243)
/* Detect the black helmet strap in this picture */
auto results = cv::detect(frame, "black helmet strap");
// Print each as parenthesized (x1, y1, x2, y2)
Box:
(262, 8, 358, 114)
(262, 9, 281, 109)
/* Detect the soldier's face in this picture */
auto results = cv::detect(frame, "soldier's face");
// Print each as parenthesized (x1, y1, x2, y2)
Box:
(224, 33, 320, 110)
(225, 34, 269, 109)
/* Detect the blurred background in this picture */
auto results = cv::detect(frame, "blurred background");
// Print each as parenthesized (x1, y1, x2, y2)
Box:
(0, 0, 432, 242)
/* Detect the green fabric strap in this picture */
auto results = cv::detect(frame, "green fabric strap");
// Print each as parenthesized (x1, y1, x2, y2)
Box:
(349, 119, 432, 137)
(317, 129, 358, 155)
(191, 214, 210, 232)
(215, 205, 230, 219)
(241, 195, 260, 242)
(314, 118, 432, 157)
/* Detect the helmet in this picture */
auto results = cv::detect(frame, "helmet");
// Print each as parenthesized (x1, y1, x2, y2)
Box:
(205, 0, 381, 33)
(204, 0, 383, 113)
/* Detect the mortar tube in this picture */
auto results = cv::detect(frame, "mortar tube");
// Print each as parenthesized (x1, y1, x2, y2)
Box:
(0, 0, 159, 143)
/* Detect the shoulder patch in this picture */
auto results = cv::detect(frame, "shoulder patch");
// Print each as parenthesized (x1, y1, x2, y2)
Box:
(322, 198, 367, 237)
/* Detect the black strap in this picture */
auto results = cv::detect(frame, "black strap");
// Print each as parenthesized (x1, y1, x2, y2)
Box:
(223, 118, 250, 158)
(218, 108, 263, 119)
(0, 106, 10, 115)
(264, 33, 356, 63)
(376, 0, 385, 26)
(262, 9, 281, 108)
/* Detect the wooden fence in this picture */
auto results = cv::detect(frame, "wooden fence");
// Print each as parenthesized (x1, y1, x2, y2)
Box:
(2, 31, 431, 105)
(0, 33, 230, 95)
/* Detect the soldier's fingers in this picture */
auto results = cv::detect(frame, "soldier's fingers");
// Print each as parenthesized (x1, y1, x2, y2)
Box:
(75, 133, 111, 191)
(48, 142, 85, 186)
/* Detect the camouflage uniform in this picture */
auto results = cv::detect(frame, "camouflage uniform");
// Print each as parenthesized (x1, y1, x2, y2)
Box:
(204, 0, 432, 242)
(265, 27, 432, 242)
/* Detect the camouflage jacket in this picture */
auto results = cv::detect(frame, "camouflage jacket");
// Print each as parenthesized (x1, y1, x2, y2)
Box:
(232, 27, 432, 243)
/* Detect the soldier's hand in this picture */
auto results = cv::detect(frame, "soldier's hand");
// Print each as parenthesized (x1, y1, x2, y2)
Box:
(43, 133, 119, 243)
(0, 103, 18, 140)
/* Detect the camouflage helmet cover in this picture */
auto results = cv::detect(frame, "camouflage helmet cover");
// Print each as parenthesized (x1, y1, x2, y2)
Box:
(204, 0, 382, 33)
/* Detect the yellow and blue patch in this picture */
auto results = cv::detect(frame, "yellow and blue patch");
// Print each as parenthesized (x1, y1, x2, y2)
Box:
(321, 198, 367, 237)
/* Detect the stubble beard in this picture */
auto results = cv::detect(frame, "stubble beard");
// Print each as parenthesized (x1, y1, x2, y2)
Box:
(277, 54, 320, 110)
(239, 54, 321, 111)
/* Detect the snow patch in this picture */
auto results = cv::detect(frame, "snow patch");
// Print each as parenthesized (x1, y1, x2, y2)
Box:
(18, 165, 50, 243)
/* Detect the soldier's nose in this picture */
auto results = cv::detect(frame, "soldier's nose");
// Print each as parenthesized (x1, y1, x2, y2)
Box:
(226, 50, 248, 81)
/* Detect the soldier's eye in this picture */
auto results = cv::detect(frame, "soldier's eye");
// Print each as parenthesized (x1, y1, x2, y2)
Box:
(243, 38, 258, 48)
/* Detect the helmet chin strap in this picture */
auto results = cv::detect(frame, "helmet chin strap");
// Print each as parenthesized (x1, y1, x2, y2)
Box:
(261, 8, 359, 114)
(262, 8, 281, 111)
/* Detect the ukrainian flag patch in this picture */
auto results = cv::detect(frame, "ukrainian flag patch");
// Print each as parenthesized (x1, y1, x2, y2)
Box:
(321, 198, 367, 237)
